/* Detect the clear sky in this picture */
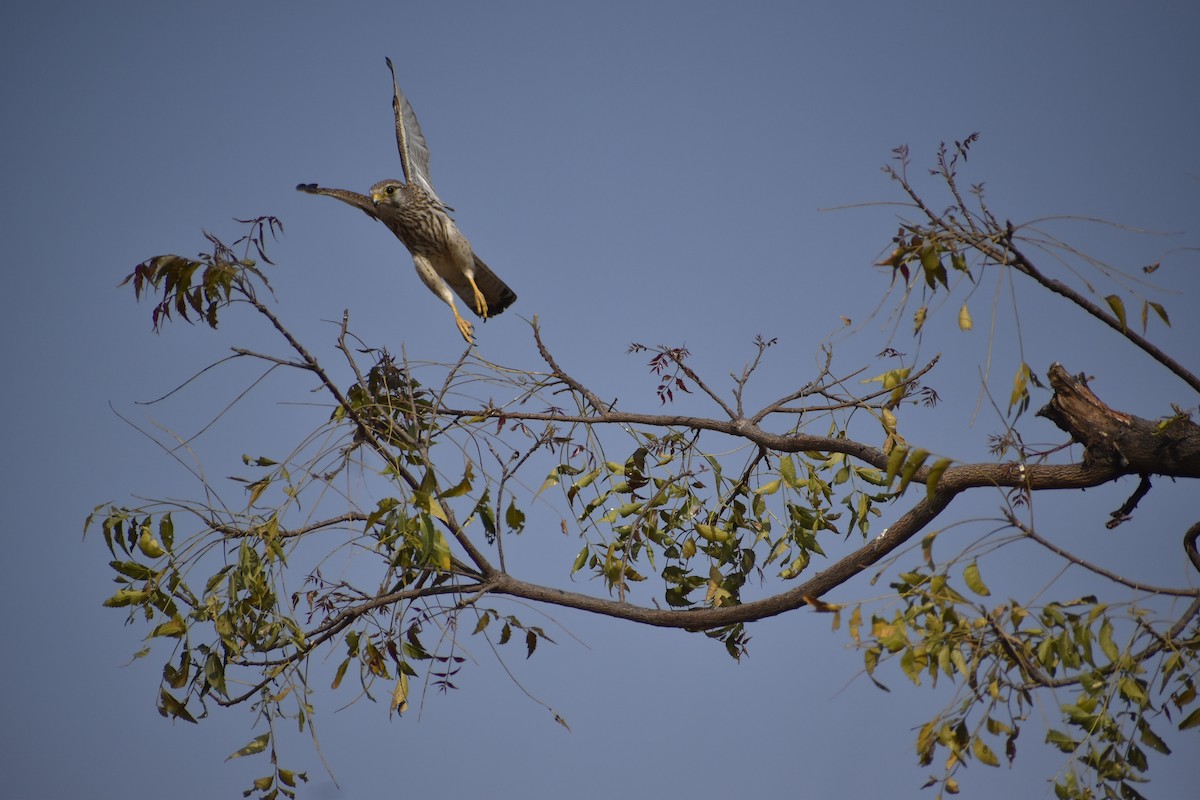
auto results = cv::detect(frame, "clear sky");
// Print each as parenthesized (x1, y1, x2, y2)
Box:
(2, 2, 1197, 798)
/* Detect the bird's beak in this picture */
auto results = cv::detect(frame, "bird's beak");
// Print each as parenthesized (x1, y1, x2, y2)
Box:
(371, 192, 383, 206)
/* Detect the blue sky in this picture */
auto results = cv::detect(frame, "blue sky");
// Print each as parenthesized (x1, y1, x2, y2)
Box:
(2, 2, 1197, 798)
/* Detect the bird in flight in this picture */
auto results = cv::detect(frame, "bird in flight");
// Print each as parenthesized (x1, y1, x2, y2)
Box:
(298, 58, 515, 344)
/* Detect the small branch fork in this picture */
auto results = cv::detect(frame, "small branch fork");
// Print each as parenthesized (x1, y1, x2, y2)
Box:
(886, 144, 1200, 396)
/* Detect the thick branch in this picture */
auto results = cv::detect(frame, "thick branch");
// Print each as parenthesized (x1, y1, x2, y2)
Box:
(1037, 362, 1200, 478)
(466, 358, 1200, 630)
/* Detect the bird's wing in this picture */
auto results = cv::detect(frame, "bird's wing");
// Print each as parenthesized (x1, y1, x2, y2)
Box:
(385, 57, 448, 210)
(296, 183, 382, 221)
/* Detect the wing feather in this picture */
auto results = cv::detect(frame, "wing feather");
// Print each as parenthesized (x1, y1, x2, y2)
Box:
(385, 58, 447, 210)
(295, 184, 381, 221)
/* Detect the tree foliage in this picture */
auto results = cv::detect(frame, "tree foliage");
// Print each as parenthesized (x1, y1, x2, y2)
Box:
(90, 140, 1200, 799)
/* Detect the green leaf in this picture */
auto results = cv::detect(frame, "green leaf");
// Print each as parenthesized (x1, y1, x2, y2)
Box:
(1098, 618, 1119, 663)
(963, 561, 991, 597)
(418, 515, 452, 571)
(205, 652, 228, 696)
(103, 588, 149, 607)
(158, 689, 198, 723)
(1045, 728, 1077, 753)
(1179, 706, 1200, 730)
(694, 523, 733, 543)
(925, 458, 951, 498)
(534, 466, 561, 498)
(1104, 294, 1127, 331)
(1137, 717, 1170, 755)
(412, 489, 447, 523)
(150, 616, 187, 638)
(226, 732, 270, 761)
(973, 736, 1000, 767)
(780, 455, 798, 488)
(505, 499, 526, 533)
(440, 461, 474, 498)
(885, 445, 908, 488)
(567, 467, 602, 504)
(1119, 675, 1148, 707)
(163, 650, 190, 689)
(158, 513, 175, 551)
(897, 448, 929, 495)
(1147, 300, 1170, 327)
(474, 490, 496, 538)
(571, 545, 589, 574)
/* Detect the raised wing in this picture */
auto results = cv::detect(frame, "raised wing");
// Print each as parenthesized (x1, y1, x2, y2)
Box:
(385, 57, 448, 210)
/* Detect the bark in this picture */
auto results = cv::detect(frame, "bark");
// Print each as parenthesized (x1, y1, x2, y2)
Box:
(1037, 362, 1200, 479)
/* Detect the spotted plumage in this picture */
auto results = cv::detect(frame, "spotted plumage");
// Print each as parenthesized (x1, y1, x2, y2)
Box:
(297, 58, 515, 344)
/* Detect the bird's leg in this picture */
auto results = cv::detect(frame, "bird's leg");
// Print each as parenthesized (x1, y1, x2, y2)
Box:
(413, 255, 476, 344)
(451, 304, 475, 344)
(468, 275, 490, 319)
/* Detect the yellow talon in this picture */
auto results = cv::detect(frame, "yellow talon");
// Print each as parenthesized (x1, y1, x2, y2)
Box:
(453, 309, 475, 344)
(469, 276, 489, 319)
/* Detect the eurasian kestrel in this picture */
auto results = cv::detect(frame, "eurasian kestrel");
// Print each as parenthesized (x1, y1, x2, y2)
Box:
(298, 58, 515, 344)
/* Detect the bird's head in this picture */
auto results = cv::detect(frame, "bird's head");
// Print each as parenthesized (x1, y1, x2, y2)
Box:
(370, 180, 405, 207)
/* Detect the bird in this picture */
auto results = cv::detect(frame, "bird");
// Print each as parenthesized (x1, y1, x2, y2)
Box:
(297, 58, 515, 344)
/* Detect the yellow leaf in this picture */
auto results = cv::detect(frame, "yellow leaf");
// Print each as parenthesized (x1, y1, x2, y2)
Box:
(803, 595, 840, 613)
(534, 467, 560, 498)
(779, 551, 810, 579)
(958, 302, 973, 331)
(331, 658, 350, 690)
(392, 672, 409, 714)
(1009, 362, 1031, 411)
(863, 367, 910, 389)
(420, 522, 452, 571)
(137, 527, 165, 558)
(247, 477, 269, 507)
(695, 523, 733, 543)
(226, 732, 270, 760)
(705, 565, 732, 605)
(914, 305, 927, 334)
(413, 491, 447, 523)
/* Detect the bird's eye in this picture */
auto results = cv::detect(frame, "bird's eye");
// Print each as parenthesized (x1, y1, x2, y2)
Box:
(386, 186, 396, 195)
